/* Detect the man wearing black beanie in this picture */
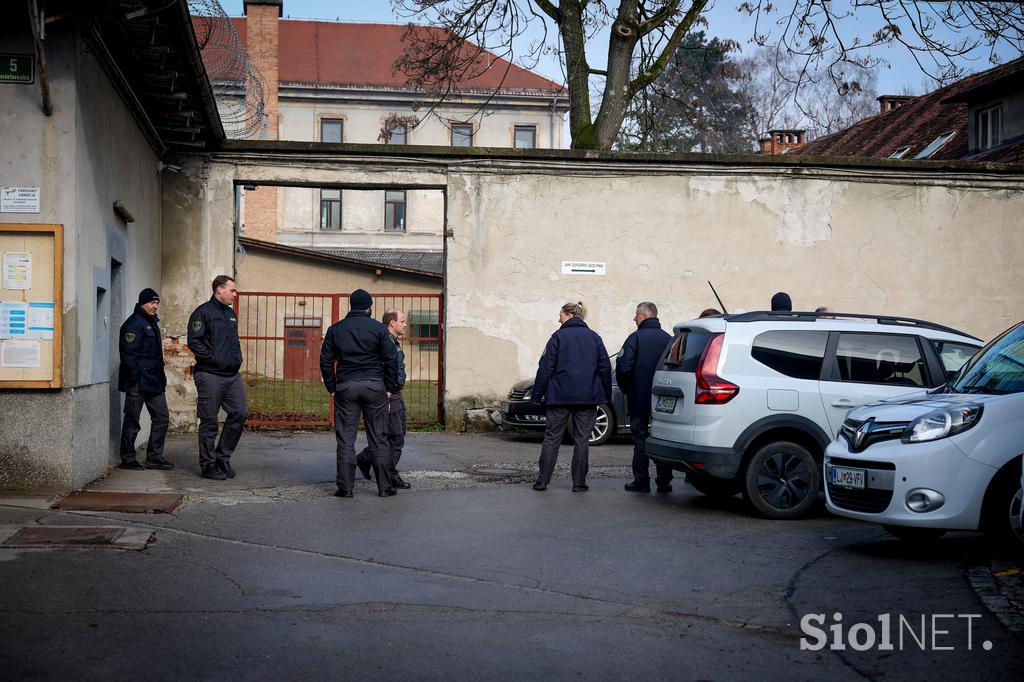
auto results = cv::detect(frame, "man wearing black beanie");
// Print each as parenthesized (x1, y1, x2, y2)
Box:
(319, 289, 399, 498)
(116, 288, 173, 470)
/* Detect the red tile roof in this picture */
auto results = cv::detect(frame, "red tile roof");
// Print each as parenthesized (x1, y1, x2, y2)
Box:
(798, 56, 1024, 161)
(223, 18, 564, 94)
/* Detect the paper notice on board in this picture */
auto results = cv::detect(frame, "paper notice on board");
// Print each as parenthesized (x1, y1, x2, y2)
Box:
(27, 301, 54, 339)
(3, 252, 32, 290)
(1, 339, 41, 368)
(0, 301, 28, 339)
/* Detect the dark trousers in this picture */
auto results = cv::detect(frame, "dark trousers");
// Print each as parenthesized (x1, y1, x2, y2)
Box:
(119, 388, 169, 463)
(334, 379, 391, 494)
(537, 405, 597, 487)
(358, 393, 406, 479)
(630, 416, 673, 486)
(195, 371, 248, 469)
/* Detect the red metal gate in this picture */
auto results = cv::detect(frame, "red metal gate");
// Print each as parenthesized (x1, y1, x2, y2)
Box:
(236, 292, 443, 428)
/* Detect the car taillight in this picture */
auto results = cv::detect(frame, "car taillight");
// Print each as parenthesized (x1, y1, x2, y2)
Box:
(695, 333, 739, 404)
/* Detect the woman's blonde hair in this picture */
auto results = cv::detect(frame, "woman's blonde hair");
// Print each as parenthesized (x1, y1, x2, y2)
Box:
(561, 301, 585, 319)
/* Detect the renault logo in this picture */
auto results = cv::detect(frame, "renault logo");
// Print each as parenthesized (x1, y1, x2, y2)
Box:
(853, 418, 875, 451)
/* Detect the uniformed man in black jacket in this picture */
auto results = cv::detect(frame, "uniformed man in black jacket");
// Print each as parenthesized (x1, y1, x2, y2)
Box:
(320, 289, 398, 498)
(187, 275, 247, 480)
(117, 288, 173, 470)
(356, 308, 409, 488)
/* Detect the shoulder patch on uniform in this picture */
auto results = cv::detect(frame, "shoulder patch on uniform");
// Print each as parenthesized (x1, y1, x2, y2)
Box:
(124, 332, 136, 343)
(191, 320, 202, 332)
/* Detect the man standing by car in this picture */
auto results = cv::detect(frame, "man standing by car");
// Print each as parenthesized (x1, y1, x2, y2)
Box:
(618, 302, 673, 493)
(320, 290, 398, 498)
(187, 275, 247, 481)
(117, 288, 173, 470)
(356, 308, 410, 489)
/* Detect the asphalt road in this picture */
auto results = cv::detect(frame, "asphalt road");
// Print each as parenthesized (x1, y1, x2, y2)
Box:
(0, 431, 1021, 680)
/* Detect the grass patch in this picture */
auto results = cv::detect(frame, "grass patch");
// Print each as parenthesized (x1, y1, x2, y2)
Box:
(243, 375, 440, 424)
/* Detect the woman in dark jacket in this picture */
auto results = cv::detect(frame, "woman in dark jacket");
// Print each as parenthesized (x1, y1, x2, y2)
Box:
(531, 302, 612, 492)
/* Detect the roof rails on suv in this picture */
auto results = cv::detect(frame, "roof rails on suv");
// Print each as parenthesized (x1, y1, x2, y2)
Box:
(725, 311, 981, 342)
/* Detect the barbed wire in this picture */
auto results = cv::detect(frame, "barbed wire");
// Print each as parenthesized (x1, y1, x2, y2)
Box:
(188, 0, 266, 139)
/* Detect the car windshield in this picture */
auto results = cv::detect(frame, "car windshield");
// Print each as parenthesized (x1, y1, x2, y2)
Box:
(945, 323, 1024, 395)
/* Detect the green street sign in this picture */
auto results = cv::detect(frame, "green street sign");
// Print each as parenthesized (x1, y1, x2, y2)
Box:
(0, 55, 34, 84)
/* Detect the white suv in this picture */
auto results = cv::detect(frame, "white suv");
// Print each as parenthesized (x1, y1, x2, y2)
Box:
(825, 321, 1024, 548)
(646, 312, 982, 519)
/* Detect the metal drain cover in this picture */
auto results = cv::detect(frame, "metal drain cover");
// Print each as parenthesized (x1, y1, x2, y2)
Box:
(475, 467, 522, 477)
(52, 491, 182, 513)
(4, 526, 126, 547)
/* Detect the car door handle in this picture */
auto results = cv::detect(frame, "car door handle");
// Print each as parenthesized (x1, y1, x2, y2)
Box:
(831, 399, 855, 407)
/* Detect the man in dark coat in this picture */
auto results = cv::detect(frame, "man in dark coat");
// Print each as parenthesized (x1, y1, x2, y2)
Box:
(531, 302, 612, 492)
(320, 289, 399, 498)
(117, 288, 173, 470)
(187, 275, 247, 480)
(617, 302, 673, 492)
(771, 292, 793, 311)
(356, 308, 410, 489)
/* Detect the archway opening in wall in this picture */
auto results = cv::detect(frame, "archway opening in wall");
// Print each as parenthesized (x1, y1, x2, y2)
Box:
(231, 182, 446, 428)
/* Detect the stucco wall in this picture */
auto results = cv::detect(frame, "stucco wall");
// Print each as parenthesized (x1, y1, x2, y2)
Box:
(443, 165, 1024, 424)
(0, 24, 163, 489)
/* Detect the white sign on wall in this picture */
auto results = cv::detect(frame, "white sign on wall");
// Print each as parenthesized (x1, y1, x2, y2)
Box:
(0, 187, 40, 213)
(561, 261, 606, 276)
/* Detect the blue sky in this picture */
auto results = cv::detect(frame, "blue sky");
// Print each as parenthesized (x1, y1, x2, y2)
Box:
(218, 0, 1011, 97)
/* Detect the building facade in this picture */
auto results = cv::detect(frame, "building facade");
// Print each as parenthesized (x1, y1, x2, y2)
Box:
(227, 0, 569, 262)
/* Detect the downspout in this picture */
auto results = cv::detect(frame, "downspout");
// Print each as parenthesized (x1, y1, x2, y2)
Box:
(27, 0, 52, 116)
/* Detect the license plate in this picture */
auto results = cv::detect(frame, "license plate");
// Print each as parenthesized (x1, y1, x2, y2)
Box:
(500, 401, 510, 413)
(831, 465, 866, 489)
(654, 396, 677, 413)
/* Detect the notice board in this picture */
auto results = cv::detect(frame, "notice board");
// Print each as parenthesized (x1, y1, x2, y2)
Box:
(0, 224, 62, 388)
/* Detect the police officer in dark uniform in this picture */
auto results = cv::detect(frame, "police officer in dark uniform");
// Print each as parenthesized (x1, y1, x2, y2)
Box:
(117, 288, 173, 470)
(357, 308, 409, 488)
(618, 301, 673, 493)
(187, 275, 247, 480)
(320, 289, 398, 498)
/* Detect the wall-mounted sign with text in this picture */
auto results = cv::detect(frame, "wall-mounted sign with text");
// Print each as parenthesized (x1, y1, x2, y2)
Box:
(561, 261, 606, 276)
(0, 55, 34, 84)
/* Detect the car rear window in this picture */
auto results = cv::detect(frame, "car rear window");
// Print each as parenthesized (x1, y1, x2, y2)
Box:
(661, 330, 714, 372)
(751, 330, 828, 380)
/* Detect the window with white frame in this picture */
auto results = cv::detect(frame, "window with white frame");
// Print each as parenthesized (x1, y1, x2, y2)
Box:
(977, 105, 1002, 151)
(320, 119, 343, 143)
(451, 123, 473, 147)
(320, 189, 341, 230)
(384, 190, 406, 231)
(514, 125, 536, 149)
(386, 124, 408, 145)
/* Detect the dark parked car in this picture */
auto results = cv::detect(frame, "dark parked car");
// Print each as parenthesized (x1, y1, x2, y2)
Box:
(496, 369, 631, 446)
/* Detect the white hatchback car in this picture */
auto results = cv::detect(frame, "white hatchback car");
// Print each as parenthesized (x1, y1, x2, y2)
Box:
(646, 312, 982, 519)
(825, 321, 1024, 548)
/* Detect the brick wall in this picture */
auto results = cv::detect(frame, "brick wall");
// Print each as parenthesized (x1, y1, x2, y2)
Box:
(243, 1, 280, 241)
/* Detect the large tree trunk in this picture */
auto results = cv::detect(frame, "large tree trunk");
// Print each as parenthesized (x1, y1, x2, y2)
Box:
(558, 1, 596, 148)
(589, 0, 641, 149)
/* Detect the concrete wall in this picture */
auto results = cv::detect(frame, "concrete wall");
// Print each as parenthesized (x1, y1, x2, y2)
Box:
(163, 147, 1024, 432)
(443, 164, 1024, 424)
(0, 23, 163, 489)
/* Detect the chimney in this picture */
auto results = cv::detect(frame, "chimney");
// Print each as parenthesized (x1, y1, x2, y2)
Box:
(242, 0, 281, 242)
(877, 95, 914, 115)
(759, 130, 806, 155)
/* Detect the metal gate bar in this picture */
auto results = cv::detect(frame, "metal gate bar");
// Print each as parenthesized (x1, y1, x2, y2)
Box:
(236, 292, 443, 428)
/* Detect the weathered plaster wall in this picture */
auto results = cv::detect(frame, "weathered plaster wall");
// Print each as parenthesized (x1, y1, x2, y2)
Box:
(443, 165, 1024, 425)
(0, 20, 163, 490)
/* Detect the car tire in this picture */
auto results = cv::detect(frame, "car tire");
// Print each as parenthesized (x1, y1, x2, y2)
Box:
(981, 460, 1024, 551)
(741, 441, 820, 519)
(587, 404, 614, 446)
(687, 473, 741, 498)
(882, 524, 947, 542)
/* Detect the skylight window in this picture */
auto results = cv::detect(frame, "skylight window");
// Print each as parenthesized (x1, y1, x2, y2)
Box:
(889, 147, 911, 159)
(914, 131, 956, 159)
